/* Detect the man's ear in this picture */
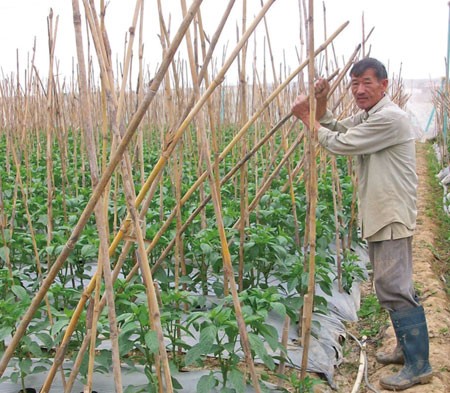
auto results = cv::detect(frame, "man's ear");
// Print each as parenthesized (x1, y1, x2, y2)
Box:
(381, 78, 389, 91)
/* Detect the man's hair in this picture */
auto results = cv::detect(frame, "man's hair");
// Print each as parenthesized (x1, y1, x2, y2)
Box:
(350, 57, 388, 80)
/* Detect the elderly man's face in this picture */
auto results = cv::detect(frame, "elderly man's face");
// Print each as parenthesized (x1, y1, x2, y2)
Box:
(350, 68, 388, 111)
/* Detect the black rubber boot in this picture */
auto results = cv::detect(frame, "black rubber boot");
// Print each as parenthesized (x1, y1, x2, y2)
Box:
(376, 314, 405, 365)
(379, 306, 433, 391)
(375, 343, 404, 365)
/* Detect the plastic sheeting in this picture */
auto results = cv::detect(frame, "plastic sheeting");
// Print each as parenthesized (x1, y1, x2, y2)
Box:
(0, 245, 369, 392)
(0, 362, 282, 392)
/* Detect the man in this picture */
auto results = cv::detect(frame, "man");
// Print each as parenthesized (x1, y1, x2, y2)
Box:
(291, 57, 432, 391)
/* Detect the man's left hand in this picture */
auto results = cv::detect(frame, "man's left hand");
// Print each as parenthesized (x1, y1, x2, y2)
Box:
(291, 94, 311, 127)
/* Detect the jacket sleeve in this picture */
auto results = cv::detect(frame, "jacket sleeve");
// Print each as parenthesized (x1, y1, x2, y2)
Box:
(319, 109, 366, 133)
(317, 109, 413, 156)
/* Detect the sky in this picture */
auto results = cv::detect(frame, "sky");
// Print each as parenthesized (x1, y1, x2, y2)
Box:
(0, 0, 448, 86)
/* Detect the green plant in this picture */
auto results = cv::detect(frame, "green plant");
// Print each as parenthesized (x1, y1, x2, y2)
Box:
(185, 289, 290, 393)
(357, 294, 388, 338)
(243, 224, 291, 288)
(185, 301, 243, 392)
(286, 373, 324, 393)
(159, 289, 201, 368)
(0, 283, 52, 392)
(115, 280, 186, 392)
(341, 251, 366, 294)
(273, 253, 330, 316)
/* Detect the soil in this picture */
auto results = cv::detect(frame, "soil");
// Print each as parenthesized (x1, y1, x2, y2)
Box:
(325, 142, 450, 393)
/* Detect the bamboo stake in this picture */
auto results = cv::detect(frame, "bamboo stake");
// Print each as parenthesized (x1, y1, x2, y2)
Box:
(300, 0, 317, 379)
(238, 0, 249, 292)
(45, 6, 58, 317)
(79, 1, 126, 391)
(331, 156, 343, 292)
(137, 0, 145, 186)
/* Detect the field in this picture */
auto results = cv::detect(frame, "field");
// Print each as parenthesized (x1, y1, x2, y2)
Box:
(0, 1, 450, 393)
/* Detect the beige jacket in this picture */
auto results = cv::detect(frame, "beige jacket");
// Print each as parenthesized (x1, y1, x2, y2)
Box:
(317, 95, 418, 240)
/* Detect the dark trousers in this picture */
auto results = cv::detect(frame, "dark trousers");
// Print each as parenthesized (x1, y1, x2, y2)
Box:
(368, 237, 420, 312)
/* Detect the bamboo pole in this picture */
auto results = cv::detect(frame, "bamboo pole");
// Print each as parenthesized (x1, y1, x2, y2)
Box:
(45, 6, 58, 318)
(300, 0, 317, 379)
(80, 1, 128, 391)
(238, 0, 248, 292)
(137, 0, 145, 186)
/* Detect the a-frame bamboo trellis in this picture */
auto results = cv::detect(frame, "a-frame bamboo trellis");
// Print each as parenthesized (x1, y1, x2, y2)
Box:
(0, 1, 362, 392)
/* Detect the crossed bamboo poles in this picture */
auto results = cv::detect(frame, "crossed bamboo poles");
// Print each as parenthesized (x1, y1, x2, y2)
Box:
(0, 3, 352, 393)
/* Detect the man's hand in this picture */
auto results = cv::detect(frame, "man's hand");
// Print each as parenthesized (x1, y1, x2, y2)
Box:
(314, 78, 330, 100)
(291, 94, 311, 127)
(314, 78, 330, 120)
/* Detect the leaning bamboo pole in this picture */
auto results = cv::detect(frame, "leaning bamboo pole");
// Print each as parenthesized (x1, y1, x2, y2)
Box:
(45, 10, 57, 278)
(0, 0, 202, 377)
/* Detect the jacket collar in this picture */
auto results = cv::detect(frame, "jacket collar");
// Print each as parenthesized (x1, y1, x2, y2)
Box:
(366, 94, 391, 116)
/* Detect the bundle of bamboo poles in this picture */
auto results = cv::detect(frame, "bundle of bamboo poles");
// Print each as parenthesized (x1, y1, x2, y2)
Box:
(0, 1, 410, 392)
